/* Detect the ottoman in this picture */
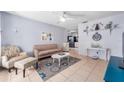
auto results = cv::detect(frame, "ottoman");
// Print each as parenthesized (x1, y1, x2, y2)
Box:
(14, 57, 38, 78)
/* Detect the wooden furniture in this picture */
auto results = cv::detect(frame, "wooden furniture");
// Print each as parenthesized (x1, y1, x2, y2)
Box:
(14, 57, 38, 78)
(87, 48, 110, 62)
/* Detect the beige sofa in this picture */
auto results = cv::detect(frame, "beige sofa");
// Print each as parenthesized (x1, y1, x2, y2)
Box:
(33, 44, 62, 59)
(1, 45, 28, 72)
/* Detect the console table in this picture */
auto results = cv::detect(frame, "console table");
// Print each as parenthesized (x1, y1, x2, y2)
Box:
(87, 48, 110, 62)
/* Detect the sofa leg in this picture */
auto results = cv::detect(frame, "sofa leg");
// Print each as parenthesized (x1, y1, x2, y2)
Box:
(8, 69, 11, 73)
(15, 68, 18, 75)
(36, 62, 38, 69)
(23, 69, 25, 78)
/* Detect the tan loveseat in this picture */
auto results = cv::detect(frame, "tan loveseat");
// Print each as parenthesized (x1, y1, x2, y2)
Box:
(1, 45, 28, 72)
(33, 44, 62, 59)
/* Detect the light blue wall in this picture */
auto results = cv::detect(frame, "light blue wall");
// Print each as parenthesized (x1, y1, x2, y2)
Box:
(1, 12, 67, 55)
(0, 13, 1, 56)
(0, 13, 1, 31)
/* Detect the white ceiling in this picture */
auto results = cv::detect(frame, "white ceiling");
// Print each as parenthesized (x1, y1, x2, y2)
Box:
(7, 11, 124, 30)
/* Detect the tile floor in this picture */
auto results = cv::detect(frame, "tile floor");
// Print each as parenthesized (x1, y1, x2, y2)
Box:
(0, 53, 108, 82)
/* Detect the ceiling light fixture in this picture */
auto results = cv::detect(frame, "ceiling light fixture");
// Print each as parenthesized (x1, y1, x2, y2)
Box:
(60, 16, 66, 22)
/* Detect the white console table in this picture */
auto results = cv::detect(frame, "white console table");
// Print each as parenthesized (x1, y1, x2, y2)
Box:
(87, 48, 111, 62)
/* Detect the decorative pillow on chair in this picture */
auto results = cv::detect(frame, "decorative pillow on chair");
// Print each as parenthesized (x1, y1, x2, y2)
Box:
(2, 45, 21, 59)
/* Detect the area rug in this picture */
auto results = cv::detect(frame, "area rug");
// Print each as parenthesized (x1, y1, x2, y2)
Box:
(34, 56, 80, 81)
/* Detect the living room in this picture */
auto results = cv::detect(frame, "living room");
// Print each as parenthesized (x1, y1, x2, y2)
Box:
(1, 11, 124, 82)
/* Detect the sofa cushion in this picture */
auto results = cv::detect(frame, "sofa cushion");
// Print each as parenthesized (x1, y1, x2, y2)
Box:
(57, 48, 62, 52)
(39, 50, 50, 56)
(48, 49, 61, 53)
(38, 49, 60, 56)
(34, 44, 57, 51)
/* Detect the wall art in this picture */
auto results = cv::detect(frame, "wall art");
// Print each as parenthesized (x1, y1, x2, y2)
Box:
(83, 21, 119, 35)
(41, 32, 53, 41)
(92, 32, 102, 41)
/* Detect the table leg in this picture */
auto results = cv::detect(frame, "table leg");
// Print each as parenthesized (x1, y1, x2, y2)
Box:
(53, 58, 55, 63)
(58, 58, 61, 67)
(8, 68, 11, 73)
(23, 69, 25, 78)
(68, 56, 70, 62)
(15, 68, 18, 75)
(106, 49, 110, 62)
(36, 62, 38, 69)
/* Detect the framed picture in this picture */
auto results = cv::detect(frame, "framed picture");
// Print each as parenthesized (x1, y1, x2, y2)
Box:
(41, 32, 47, 40)
(67, 36, 73, 42)
(41, 32, 53, 41)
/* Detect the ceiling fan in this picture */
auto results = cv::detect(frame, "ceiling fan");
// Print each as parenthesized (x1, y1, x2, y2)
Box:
(59, 12, 75, 22)
(53, 11, 87, 23)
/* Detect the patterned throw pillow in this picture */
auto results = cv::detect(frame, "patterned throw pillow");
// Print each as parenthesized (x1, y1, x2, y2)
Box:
(2, 45, 21, 59)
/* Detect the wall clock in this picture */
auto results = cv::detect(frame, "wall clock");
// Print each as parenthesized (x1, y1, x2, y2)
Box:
(92, 32, 102, 41)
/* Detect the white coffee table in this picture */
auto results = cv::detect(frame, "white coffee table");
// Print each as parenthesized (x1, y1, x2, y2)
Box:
(51, 52, 70, 67)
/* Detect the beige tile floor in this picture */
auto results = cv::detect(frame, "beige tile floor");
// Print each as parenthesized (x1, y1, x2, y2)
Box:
(0, 53, 108, 82)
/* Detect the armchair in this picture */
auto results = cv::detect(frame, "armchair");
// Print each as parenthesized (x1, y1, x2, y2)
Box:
(1, 45, 28, 72)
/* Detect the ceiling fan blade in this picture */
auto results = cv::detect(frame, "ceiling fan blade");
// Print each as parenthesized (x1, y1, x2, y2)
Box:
(64, 11, 85, 18)
(63, 13, 86, 21)
(65, 17, 74, 20)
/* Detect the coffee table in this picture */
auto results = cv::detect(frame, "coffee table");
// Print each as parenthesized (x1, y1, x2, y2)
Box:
(51, 52, 70, 67)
